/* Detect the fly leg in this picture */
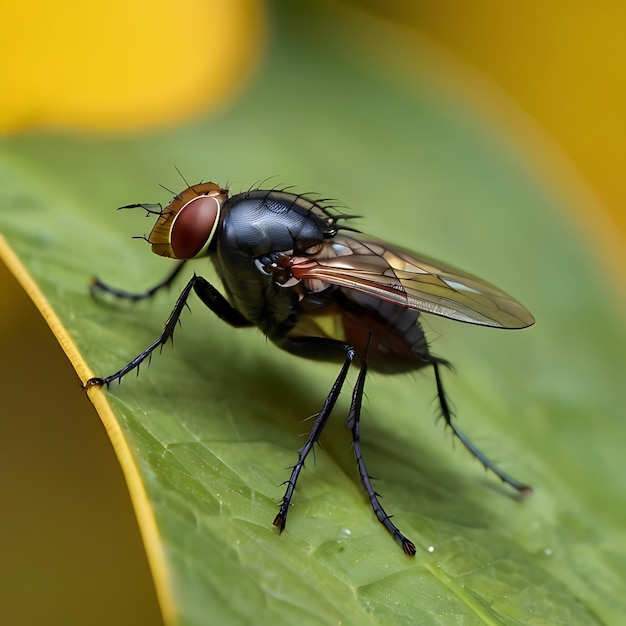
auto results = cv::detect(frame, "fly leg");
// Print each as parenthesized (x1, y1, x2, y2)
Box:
(347, 349, 417, 556)
(90, 260, 188, 301)
(273, 338, 355, 534)
(432, 361, 532, 494)
(85, 275, 251, 389)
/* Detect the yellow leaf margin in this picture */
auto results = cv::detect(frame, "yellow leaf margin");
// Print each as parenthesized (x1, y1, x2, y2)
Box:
(0, 233, 176, 624)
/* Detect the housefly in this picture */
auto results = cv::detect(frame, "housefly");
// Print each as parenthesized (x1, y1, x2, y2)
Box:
(85, 181, 535, 556)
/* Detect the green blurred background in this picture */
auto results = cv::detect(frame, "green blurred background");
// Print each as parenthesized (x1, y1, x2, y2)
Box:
(1, 1, 625, 624)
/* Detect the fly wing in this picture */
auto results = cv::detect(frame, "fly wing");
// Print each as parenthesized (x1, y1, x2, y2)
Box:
(289, 235, 534, 329)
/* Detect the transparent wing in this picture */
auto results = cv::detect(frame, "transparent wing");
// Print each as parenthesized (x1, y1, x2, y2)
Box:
(289, 234, 534, 329)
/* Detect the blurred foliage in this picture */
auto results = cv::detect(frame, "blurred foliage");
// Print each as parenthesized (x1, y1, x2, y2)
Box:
(345, 0, 626, 249)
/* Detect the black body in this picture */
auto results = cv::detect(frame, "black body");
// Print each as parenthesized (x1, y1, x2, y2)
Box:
(216, 190, 334, 337)
(217, 190, 431, 373)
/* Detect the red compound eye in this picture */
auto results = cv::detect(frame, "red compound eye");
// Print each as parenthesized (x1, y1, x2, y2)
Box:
(170, 195, 221, 259)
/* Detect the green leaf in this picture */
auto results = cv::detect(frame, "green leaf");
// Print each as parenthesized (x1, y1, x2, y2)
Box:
(1, 3, 624, 625)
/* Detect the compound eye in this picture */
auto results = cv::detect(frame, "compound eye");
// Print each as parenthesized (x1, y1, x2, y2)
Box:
(170, 195, 221, 258)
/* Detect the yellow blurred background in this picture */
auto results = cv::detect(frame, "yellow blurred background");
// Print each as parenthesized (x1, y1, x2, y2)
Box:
(361, 0, 626, 245)
(1, 1, 624, 624)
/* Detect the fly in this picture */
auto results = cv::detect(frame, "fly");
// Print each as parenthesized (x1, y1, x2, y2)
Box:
(85, 181, 535, 556)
